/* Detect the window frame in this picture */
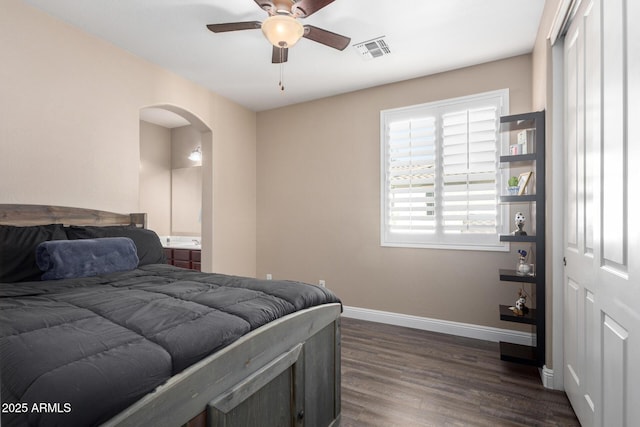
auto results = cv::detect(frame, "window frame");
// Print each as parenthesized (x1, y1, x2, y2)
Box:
(380, 89, 510, 251)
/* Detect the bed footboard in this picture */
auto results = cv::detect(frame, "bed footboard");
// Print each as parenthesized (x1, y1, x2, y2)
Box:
(102, 303, 341, 427)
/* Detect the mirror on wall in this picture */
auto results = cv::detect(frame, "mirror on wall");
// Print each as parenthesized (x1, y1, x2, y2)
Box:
(171, 166, 201, 235)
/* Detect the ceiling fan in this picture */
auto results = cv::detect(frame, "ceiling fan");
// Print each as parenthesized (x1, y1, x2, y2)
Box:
(206, 0, 351, 64)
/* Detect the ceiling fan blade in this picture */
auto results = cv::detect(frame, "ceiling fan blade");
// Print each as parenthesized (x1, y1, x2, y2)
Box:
(272, 46, 289, 63)
(303, 25, 350, 50)
(292, 0, 336, 18)
(206, 21, 262, 33)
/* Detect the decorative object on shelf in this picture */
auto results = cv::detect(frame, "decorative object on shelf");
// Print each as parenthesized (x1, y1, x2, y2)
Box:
(507, 176, 519, 195)
(517, 259, 531, 276)
(514, 212, 527, 235)
(509, 288, 530, 316)
(517, 171, 533, 195)
(516, 249, 530, 275)
(517, 129, 533, 154)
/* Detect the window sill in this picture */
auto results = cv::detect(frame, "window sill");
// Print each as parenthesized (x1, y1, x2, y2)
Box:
(381, 241, 509, 252)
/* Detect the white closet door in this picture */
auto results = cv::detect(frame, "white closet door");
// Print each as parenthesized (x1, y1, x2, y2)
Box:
(563, 0, 640, 425)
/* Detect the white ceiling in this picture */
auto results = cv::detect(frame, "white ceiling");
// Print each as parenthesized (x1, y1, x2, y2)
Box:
(25, 0, 545, 112)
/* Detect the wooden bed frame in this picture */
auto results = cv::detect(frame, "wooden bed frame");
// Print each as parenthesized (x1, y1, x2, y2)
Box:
(0, 204, 342, 427)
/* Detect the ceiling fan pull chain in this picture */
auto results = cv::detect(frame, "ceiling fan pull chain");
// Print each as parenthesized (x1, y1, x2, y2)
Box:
(279, 50, 285, 92)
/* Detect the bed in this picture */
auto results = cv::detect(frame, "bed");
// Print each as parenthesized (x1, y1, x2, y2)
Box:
(0, 204, 342, 427)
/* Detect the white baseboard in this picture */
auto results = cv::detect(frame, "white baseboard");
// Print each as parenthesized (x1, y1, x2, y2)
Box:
(341, 305, 535, 346)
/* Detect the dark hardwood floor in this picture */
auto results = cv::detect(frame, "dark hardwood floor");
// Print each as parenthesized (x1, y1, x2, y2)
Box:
(340, 317, 580, 427)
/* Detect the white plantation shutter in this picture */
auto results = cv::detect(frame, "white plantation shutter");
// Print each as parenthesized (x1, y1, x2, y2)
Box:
(441, 107, 498, 235)
(381, 90, 508, 251)
(387, 117, 436, 234)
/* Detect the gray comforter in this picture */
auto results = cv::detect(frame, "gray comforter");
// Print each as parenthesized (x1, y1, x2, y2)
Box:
(0, 264, 340, 426)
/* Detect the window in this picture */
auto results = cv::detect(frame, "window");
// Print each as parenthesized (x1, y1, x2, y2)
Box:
(380, 90, 509, 251)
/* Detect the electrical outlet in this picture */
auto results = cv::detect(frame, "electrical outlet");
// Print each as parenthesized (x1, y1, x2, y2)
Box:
(266, 274, 272, 280)
(319, 280, 326, 287)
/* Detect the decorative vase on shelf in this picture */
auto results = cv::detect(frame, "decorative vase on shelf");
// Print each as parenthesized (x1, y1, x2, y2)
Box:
(516, 258, 531, 276)
(507, 176, 519, 195)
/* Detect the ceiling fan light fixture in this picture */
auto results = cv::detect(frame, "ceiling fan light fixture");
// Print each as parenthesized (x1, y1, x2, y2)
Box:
(261, 15, 304, 47)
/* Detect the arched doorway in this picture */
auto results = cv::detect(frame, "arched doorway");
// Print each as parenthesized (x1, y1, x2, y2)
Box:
(139, 105, 214, 272)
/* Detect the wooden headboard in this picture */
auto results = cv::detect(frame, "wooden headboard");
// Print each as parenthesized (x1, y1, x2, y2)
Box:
(0, 204, 147, 228)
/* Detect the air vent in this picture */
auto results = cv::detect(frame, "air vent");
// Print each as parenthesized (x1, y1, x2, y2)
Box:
(353, 36, 391, 60)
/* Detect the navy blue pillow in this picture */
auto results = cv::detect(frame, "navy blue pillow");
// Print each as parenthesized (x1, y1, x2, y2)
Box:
(65, 225, 166, 266)
(0, 224, 67, 283)
(36, 237, 139, 280)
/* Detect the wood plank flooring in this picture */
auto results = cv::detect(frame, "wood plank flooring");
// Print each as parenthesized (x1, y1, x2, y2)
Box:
(340, 317, 580, 427)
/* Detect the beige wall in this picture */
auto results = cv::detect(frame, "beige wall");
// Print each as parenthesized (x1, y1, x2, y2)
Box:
(139, 121, 172, 235)
(531, 0, 563, 367)
(257, 55, 535, 329)
(209, 96, 257, 275)
(0, 0, 256, 276)
(532, 0, 563, 111)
